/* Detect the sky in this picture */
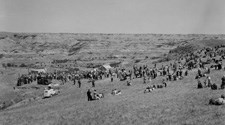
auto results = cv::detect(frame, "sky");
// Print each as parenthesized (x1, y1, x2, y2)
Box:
(0, 0, 225, 34)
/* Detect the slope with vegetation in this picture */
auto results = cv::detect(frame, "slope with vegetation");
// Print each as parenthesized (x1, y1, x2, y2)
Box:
(0, 33, 225, 124)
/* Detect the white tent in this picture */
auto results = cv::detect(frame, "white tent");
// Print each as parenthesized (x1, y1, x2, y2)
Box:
(30, 68, 46, 73)
(102, 64, 112, 71)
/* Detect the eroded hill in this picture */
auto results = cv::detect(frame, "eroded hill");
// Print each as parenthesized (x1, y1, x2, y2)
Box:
(1, 32, 225, 67)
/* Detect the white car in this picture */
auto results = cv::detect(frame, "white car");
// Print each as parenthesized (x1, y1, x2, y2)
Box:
(44, 88, 60, 98)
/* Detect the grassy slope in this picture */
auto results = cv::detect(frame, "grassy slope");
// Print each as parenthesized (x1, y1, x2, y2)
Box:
(1, 33, 225, 124)
(0, 66, 225, 125)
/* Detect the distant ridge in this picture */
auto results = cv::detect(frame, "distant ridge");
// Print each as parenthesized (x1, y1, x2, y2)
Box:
(1, 32, 225, 62)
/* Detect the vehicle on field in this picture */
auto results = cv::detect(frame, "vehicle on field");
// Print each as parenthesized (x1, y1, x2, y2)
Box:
(43, 86, 60, 98)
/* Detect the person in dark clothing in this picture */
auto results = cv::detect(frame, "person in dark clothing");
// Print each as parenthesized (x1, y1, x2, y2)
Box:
(17, 78, 22, 86)
(168, 73, 172, 81)
(184, 70, 188, 76)
(162, 79, 167, 87)
(221, 75, 225, 89)
(207, 67, 210, 74)
(78, 79, 81, 88)
(92, 79, 95, 87)
(73, 78, 76, 85)
(87, 89, 92, 101)
(111, 77, 113, 82)
(198, 68, 202, 77)
(197, 80, 203, 89)
(211, 83, 218, 90)
(218, 63, 222, 70)
(173, 75, 177, 81)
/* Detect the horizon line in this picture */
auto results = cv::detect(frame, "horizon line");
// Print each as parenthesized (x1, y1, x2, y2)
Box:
(1, 31, 225, 35)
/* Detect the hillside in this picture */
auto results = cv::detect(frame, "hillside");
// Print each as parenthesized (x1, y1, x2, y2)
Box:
(1, 59, 225, 125)
(1, 33, 225, 124)
(0, 33, 224, 57)
(1, 32, 225, 67)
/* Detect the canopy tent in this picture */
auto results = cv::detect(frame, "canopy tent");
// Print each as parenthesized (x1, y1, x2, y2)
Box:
(30, 68, 47, 73)
(92, 64, 113, 72)
(102, 64, 112, 71)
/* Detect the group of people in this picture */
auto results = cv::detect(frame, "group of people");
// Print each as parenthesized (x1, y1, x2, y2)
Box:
(87, 89, 104, 101)
(209, 94, 225, 105)
(85, 58, 191, 100)
(85, 44, 225, 102)
(16, 70, 84, 87)
(16, 44, 225, 105)
(195, 45, 225, 91)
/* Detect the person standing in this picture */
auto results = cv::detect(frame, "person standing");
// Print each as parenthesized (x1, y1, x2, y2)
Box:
(184, 69, 188, 76)
(73, 77, 76, 85)
(129, 70, 132, 80)
(78, 79, 81, 88)
(198, 68, 202, 77)
(143, 76, 146, 84)
(162, 79, 167, 87)
(207, 76, 212, 87)
(87, 89, 92, 101)
(111, 76, 113, 82)
(221, 75, 225, 89)
(92, 79, 95, 87)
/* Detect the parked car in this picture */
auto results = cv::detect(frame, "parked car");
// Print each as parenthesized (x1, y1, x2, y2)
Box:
(43, 86, 60, 98)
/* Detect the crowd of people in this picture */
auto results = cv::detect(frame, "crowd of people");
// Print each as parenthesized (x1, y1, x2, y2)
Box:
(15, 44, 225, 105)
(194, 45, 225, 91)
(86, 44, 225, 103)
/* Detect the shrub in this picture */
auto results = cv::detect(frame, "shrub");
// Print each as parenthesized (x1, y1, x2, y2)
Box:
(7, 63, 12, 67)
(2, 63, 6, 68)
(135, 59, 141, 63)
(20, 63, 27, 67)
(0, 54, 3, 59)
